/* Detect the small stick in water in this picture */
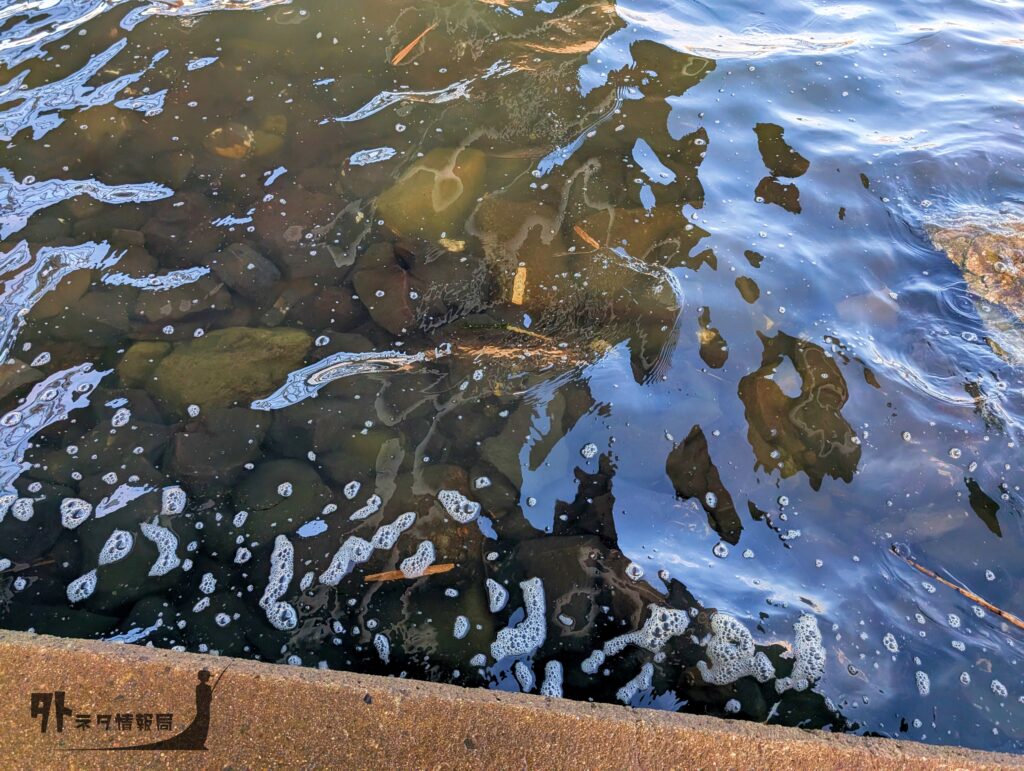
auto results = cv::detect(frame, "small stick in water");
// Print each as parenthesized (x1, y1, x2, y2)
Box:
(890, 545, 1024, 631)
(391, 22, 438, 66)
(364, 563, 455, 582)
(573, 225, 601, 250)
(511, 266, 527, 305)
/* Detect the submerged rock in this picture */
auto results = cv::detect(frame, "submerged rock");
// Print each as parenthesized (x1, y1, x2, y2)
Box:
(210, 243, 282, 302)
(375, 148, 486, 241)
(149, 327, 311, 412)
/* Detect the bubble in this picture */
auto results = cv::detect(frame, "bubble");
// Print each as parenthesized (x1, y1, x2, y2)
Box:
(705, 492, 718, 509)
(111, 407, 131, 427)
(625, 562, 644, 580)
(187, 404, 201, 418)
(725, 699, 741, 714)
(712, 542, 729, 559)
(277, 482, 293, 498)
(948, 447, 961, 459)
(473, 476, 491, 490)
(215, 613, 231, 627)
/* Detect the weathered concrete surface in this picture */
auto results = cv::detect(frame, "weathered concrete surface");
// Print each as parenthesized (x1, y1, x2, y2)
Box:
(0, 629, 1018, 769)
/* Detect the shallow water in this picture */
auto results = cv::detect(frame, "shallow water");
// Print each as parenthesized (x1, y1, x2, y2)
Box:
(0, 0, 1022, 753)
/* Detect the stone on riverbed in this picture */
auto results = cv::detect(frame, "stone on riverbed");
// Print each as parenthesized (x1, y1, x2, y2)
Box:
(149, 327, 311, 412)
(375, 148, 486, 241)
(210, 243, 282, 302)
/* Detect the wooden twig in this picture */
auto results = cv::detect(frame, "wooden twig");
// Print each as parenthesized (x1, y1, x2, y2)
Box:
(573, 225, 601, 250)
(510, 266, 527, 305)
(364, 563, 455, 582)
(890, 546, 1024, 631)
(391, 22, 437, 66)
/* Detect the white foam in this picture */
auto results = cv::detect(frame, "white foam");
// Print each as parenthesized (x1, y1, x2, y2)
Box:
(916, 670, 930, 696)
(580, 443, 598, 459)
(696, 612, 774, 686)
(0, 558, 10, 571)
(581, 650, 605, 675)
(453, 615, 470, 639)
(514, 660, 535, 692)
(193, 597, 210, 612)
(540, 660, 563, 697)
(160, 485, 186, 515)
(343, 480, 361, 500)
(485, 578, 508, 613)
(350, 494, 382, 521)
(199, 572, 216, 594)
(12, 498, 34, 521)
(469, 653, 487, 667)
(438, 490, 480, 523)
(400, 541, 436, 578)
(775, 614, 825, 693)
(616, 662, 653, 704)
(490, 577, 546, 660)
(234, 546, 251, 564)
(319, 536, 373, 586)
(60, 498, 92, 529)
(139, 521, 181, 576)
(97, 529, 133, 566)
(374, 633, 390, 663)
(260, 535, 297, 631)
(233, 510, 249, 528)
(370, 511, 416, 549)
(67, 569, 97, 602)
(604, 604, 690, 658)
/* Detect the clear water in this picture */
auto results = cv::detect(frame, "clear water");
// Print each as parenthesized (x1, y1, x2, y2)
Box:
(0, 0, 1022, 753)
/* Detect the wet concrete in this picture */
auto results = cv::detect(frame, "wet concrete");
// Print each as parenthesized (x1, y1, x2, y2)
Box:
(0, 629, 1018, 769)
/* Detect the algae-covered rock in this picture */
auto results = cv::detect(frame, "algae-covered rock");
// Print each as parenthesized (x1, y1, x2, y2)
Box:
(149, 327, 311, 412)
(375, 148, 486, 241)
(118, 341, 171, 388)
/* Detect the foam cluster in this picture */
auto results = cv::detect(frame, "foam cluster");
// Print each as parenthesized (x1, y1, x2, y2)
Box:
(374, 633, 390, 663)
(400, 540, 436, 578)
(259, 534, 297, 631)
(60, 498, 92, 529)
(775, 614, 825, 693)
(66, 569, 97, 603)
(514, 660, 535, 692)
(490, 577, 546, 660)
(139, 521, 181, 576)
(438, 490, 480, 523)
(453, 615, 470, 639)
(160, 486, 187, 516)
(350, 494, 382, 521)
(581, 604, 689, 674)
(319, 512, 416, 585)
(696, 612, 774, 686)
(97, 529, 133, 566)
(616, 663, 653, 704)
(485, 578, 508, 613)
(540, 660, 563, 698)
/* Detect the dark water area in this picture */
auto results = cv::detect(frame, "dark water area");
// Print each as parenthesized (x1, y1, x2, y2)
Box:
(0, 0, 1022, 753)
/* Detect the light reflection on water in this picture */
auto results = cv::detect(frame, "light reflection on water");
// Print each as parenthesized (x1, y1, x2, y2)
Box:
(0, 0, 1022, 753)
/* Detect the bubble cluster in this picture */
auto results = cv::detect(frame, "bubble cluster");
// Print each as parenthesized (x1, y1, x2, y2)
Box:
(583, 605, 690, 673)
(696, 613, 774, 685)
(775, 614, 825, 693)
(453, 615, 470, 639)
(66, 569, 97, 603)
(437, 490, 480, 523)
(259, 535, 297, 631)
(616, 663, 654, 704)
(490, 577, 546, 660)
(343, 480, 361, 500)
(514, 660, 535, 692)
(580, 443, 598, 459)
(139, 521, 181, 576)
(350, 494, 382, 521)
(540, 660, 563, 698)
(97, 529, 133, 566)
(400, 540, 436, 578)
(374, 633, 390, 663)
(915, 671, 931, 696)
(160, 485, 186, 515)
(60, 498, 92, 529)
(320, 512, 416, 585)
(485, 578, 508, 613)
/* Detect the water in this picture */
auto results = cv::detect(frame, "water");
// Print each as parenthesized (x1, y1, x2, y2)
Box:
(0, 0, 1022, 754)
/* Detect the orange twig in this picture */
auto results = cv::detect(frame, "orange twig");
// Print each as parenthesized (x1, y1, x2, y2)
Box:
(890, 546, 1024, 632)
(573, 225, 601, 250)
(364, 563, 455, 582)
(391, 22, 438, 66)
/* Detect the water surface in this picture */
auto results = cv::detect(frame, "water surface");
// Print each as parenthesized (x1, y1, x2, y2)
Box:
(0, 0, 1022, 753)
